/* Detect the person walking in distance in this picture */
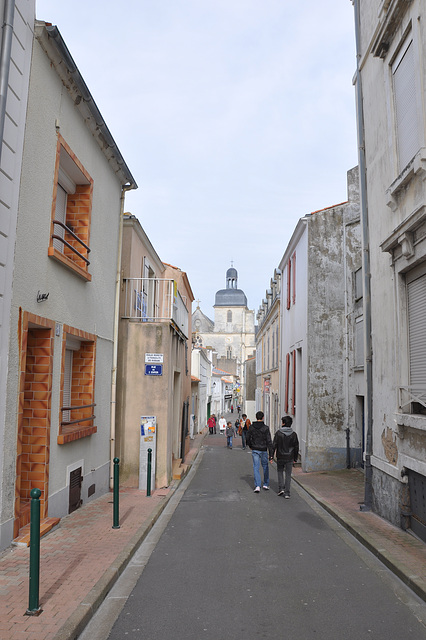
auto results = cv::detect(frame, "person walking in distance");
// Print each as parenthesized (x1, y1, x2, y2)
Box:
(238, 414, 251, 450)
(207, 415, 215, 435)
(247, 411, 273, 493)
(219, 415, 227, 434)
(225, 421, 234, 449)
(271, 416, 299, 498)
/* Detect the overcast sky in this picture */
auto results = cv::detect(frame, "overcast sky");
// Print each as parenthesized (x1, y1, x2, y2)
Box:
(36, 0, 358, 319)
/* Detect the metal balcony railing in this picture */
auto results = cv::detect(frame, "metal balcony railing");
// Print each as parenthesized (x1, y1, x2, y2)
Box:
(60, 403, 96, 427)
(52, 219, 91, 265)
(122, 278, 189, 338)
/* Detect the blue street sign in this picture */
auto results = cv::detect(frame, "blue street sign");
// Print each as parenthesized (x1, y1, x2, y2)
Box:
(145, 364, 163, 376)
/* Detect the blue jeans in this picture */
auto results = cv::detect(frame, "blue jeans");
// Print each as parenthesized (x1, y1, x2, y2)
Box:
(227, 435, 233, 448)
(241, 431, 247, 449)
(252, 450, 269, 488)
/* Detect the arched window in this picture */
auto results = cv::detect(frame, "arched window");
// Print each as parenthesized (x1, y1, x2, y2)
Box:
(227, 310, 232, 322)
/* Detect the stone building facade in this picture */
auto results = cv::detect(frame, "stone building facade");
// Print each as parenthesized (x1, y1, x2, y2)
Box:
(278, 167, 363, 472)
(353, 0, 426, 539)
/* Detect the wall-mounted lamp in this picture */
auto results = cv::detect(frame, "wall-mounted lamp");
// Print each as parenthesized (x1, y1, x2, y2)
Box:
(37, 291, 49, 303)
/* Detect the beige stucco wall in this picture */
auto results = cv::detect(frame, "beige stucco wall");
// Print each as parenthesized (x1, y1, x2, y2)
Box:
(117, 322, 177, 488)
(116, 224, 194, 488)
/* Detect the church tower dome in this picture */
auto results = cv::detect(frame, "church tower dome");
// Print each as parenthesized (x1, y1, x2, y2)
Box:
(215, 266, 247, 307)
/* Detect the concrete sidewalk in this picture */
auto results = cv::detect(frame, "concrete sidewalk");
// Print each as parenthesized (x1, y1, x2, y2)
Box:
(0, 431, 425, 640)
(293, 466, 426, 603)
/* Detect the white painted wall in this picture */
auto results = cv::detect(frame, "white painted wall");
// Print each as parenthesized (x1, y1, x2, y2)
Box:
(1, 23, 133, 545)
(279, 221, 308, 462)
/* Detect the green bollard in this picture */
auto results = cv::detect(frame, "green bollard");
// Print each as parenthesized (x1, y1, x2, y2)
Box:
(147, 448, 152, 497)
(112, 458, 120, 529)
(26, 488, 42, 616)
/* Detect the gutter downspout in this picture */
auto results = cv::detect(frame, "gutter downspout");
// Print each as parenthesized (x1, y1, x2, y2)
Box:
(343, 220, 351, 468)
(0, 0, 15, 166)
(110, 184, 135, 489)
(353, 0, 373, 510)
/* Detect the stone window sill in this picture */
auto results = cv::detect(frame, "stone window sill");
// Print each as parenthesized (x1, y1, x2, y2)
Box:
(395, 412, 426, 433)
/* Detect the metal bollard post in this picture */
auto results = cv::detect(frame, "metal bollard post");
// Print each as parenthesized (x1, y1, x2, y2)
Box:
(26, 488, 42, 616)
(147, 448, 152, 497)
(112, 457, 120, 529)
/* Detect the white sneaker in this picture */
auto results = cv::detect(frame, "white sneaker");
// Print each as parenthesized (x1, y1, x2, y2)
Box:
(254, 486, 260, 493)
(263, 485, 269, 490)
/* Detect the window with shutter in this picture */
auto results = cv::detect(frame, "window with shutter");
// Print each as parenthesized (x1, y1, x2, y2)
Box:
(392, 37, 420, 171)
(407, 270, 426, 413)
(284, 352, 290, 413)
(53, 184, 67, 252)
(49, 136, 93, 280)
(58, 327, 97, 444)
(287, 259, 291, 310)
(355, 316, 364, 368)
(63, 348, 73, 423)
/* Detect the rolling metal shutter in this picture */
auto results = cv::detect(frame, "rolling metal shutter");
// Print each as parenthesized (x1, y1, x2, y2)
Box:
(392, 38, 419, 170)
(53, 184, 67, 252)
(407, 272, 426, 387)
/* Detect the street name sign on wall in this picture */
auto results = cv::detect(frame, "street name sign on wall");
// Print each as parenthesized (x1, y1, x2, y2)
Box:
(145, 364, 163, 376)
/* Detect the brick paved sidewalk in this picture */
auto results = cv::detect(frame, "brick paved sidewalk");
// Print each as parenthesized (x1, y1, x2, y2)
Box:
(0, 431, 206, 640)
(293, 467, 426, 603)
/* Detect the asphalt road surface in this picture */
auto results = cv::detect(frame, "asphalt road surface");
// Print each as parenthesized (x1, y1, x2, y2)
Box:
(82, 435, 426, 640)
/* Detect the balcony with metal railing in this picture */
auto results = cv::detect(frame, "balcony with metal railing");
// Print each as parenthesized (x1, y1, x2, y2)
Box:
(398, 386, 426, 415)
(121, 278, 189, 338)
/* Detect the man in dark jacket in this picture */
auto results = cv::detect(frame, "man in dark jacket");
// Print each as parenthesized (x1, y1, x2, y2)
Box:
(271, 415, 299, 498)
(247, 411, 273, 493)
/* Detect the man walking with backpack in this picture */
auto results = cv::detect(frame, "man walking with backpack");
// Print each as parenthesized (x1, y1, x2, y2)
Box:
(271, 416, 299, 498)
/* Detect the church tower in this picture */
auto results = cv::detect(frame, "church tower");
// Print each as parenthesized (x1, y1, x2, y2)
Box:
(192, 266, 255, 407)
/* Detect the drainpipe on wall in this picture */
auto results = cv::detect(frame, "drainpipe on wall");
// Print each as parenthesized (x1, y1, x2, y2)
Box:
(343, 220, 354, 468)
(110, 184, 134, 489)
(353, 0, 373, 511)
(0, 0, 15, 166)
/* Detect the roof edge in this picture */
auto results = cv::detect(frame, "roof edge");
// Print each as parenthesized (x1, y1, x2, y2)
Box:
(36, 22, 137, 189)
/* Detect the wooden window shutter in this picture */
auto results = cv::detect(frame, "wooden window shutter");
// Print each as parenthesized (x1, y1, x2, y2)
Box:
(292, 350, 296, 415)
(292, 253, 296, 305)
(287, 259, 291, 310)
(285, 352, 290, 413)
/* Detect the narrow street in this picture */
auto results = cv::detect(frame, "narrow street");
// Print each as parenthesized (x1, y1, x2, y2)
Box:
(85, 430, 426, 640)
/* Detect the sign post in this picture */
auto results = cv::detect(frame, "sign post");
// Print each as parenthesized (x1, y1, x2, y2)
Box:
(139, 416, 156, 491)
